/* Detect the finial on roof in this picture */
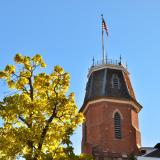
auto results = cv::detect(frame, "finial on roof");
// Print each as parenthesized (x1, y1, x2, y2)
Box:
(119, 55, 122, 65)
(92, 57, 95, 67)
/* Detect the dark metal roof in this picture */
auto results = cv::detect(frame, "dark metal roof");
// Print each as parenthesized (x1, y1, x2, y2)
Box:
(84, 68, 132, 102)
(145, 149, 160, 158)
(80, 66, 142, 112)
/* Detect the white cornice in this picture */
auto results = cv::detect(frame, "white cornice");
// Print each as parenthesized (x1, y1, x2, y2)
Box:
(88, 64, 129, 78)
(82, 98, 141, 114)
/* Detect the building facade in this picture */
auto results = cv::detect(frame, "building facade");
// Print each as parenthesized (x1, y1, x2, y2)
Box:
(80, 59, 142, 159)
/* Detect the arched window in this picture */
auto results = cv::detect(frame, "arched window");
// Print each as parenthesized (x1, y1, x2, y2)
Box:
(111, 74, 120, 89)
(114, 112, 122, 139)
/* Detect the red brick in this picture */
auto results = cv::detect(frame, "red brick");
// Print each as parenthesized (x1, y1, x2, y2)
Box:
(81, 100, 141, 157)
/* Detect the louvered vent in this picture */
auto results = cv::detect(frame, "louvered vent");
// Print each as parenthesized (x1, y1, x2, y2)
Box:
(113, 77, 119, 88)
(114, 112, 122, 139)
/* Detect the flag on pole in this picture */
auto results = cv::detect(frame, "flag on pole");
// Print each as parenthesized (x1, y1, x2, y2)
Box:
(102, 18, 109, 36)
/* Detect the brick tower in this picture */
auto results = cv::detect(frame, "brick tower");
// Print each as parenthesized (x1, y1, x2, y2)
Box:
(80, 59, 142, 159)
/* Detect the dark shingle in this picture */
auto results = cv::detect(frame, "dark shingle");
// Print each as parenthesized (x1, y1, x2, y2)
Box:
(84, 68, 134, 103)
(80, 67, 142, 112)
(145, 149, 160, 158)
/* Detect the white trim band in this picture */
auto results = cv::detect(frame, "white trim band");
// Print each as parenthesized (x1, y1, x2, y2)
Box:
(82, 98, 141, 114)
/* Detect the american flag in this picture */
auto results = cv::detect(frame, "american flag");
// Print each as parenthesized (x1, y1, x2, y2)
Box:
(102, 18, 108, 36)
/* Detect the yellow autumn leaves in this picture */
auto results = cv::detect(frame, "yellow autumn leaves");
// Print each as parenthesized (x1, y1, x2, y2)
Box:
(0, 53, 85, 160)
(14, 53, 46, 68)
(0, 54, 46, 90)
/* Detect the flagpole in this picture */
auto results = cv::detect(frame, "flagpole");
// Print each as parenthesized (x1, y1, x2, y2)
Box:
(101, 14, 105, 64)
(106, 33, 107, 63)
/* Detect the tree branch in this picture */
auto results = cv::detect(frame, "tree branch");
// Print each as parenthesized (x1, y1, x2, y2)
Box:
(28, 77, 33, 101)
(18, 116, 31, 128)
(33, 103, 58, 160)
(33, 84, 60, 160)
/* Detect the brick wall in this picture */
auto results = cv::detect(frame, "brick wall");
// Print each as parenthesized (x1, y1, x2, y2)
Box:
(82, 100, 141, 158)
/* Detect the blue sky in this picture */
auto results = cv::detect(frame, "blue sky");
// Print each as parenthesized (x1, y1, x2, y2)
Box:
(0, 0, 160, 155)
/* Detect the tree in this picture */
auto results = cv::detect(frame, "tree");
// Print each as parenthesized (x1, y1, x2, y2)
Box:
(0, 54, 86, 160)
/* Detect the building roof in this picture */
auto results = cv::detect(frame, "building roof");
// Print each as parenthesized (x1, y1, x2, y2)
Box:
(145, 149, 160, 158)
(80, 61, 142, 112)
(140, 143, 160, 158)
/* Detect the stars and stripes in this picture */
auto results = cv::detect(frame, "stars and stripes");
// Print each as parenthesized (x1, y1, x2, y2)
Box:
(102, 18, 109, 36)
(101, 14, 108, 63)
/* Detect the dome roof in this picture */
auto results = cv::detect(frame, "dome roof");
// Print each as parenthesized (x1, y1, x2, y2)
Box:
(80, 61, 142, 112)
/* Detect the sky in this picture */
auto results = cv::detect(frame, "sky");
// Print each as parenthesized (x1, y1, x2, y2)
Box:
(0, 0, 160, 155)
